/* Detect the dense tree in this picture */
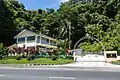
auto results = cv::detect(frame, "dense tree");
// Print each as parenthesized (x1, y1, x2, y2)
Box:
(38, 8, 42, 14)
(0, 0, 120, 51)
(46, 8, 55, 14)
(0, 0, 17, 46)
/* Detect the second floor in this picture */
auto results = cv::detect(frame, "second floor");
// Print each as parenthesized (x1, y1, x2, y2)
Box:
(14, 29, 57, 46)
(17, 35, 56, 46)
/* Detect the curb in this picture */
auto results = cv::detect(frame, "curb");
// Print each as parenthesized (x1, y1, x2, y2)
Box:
(22, 64, 63, 68)
(0, 64, 63, 68)
(25, 64, 61, 66)
(1, 63, 120, 68)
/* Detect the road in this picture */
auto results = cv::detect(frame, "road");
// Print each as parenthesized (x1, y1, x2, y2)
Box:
(0, 68, 120, 80)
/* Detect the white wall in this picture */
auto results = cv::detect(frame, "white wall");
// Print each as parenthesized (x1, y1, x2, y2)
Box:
(16, 30, 37, 48)
(17, 43, 25, 48)
(75, 54, 106, 62)
(26, 42, 36, 47)
(17, 42, 36, 48)
(16, 30, 57, 48)
(117, 56, 120, 60)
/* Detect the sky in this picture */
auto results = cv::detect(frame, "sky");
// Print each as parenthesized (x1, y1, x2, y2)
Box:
(18, 0, 69, 10)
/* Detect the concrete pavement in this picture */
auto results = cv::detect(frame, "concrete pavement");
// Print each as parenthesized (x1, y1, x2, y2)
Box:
(0, 62, 120, 68)
(0, 68, 120, 80)
(62, 62, 120, 68)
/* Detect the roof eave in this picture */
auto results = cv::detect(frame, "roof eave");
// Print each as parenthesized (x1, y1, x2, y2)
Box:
(14, 29, 27, 39)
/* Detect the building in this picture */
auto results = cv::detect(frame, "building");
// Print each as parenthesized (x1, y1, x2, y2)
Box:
(14, 29, 57, 50)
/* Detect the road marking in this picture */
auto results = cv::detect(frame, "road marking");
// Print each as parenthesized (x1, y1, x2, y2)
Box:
(49, 77, 76, 79)
(0, 74, 5, 77)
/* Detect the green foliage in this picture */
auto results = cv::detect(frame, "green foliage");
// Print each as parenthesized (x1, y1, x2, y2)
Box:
(0, 43, 8, 57)
(16, 56, 21, 60)
(111, 61, 120, 65)
(51, 55, 57, 61)
(0, 58, 73, 64)
(57, 48, 66, 55)
(8, 56, 16, 59)
(1, 0, 120, 51)
(38, 8, 42, 14)
(0, 0, 16, 46)
(57, 39, 69, 50)
(46, 8, 55, 14)
(80, 42, 102, 51)
(0, 55, 3, 60)
(26, 55, 35, 61)
(66, 55, 73, 60)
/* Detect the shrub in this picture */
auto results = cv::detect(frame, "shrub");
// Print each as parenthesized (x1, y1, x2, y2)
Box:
(60, 55, 66, 58)
(29, 48, 36, 54)
(22, 54, 26, 58)
(8, 56, 16, 59)
(16, 56, 21, 60)
(26, 55, 35, 61)
(66, 55, 73, 60)
(26, 56, 31, 61)
(0, 55, 3, 60)
(45, 53, 50, 58)
(51, 55, 57, 61)
(0, 43, 8, 58)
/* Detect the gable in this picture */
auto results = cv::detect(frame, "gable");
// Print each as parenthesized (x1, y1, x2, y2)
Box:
(14, 29, 57, 41)
(14, 29, 38, 38)
(19, 31, 37, 38)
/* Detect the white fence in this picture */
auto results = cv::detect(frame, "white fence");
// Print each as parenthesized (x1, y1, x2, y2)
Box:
(75, 54, 106, 62)
(73, 49, 105, 62)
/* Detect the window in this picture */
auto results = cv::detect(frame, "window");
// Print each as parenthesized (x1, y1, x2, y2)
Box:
(41, 37, 49, 44)
(27, 36, 35, 42)
(18, 37, 25, 43)
(37, 36, 40, 43)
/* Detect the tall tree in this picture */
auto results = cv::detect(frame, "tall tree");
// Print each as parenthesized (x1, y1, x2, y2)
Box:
(0, 0, 17, 46)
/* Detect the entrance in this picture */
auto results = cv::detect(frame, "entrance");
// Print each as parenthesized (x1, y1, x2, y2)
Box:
(74, 51, 105, 62)
(73, 36, 106, 62)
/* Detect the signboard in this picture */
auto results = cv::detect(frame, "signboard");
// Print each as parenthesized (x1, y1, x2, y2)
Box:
(104, 51, 118, 62)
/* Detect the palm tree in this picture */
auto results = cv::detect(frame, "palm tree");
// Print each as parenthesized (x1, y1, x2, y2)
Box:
(58, 19, 73, 49)
(57, 39, 69, 50)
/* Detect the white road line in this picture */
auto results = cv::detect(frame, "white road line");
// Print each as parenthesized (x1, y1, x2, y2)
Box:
(0, 74, 5, 77)
(49, 77, 76, 79)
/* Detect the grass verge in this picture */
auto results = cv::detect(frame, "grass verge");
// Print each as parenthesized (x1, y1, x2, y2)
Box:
(0, 58, 73, 65)
(111, 61, 120, 65)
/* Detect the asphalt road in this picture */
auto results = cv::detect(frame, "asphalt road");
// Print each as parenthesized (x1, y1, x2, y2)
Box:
(0, 68, 120, 80)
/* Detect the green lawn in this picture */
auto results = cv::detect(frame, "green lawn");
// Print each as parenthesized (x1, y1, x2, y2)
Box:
(111, 61, 120, 65)
(0, 58, 73, 64)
